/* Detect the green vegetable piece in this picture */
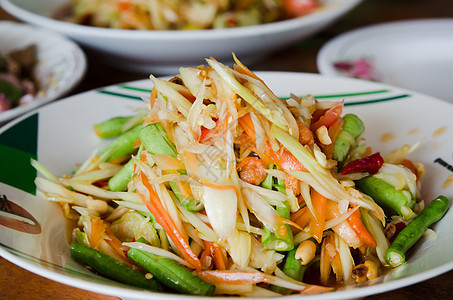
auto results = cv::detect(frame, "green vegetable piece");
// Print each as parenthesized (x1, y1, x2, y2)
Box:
(139, 123, 177, 157)
(262, 201, 294, 251)
(261, 164, 285, 194)
(70, 242, 162, 291)
(283, 247, 309, 282)
(74, 229, 90, 246)
(94, 116, 135, 139)
(110, 211, 160, 247)
(127, 248, 215, 296)
(261, 172, 273, 190)
(99, 125, 142, 162)
(108, 159, 134, 192)
(385, 195, 450, 267)
(169, 181, 204, 212)
(333, 114, 364, 163)
(0, 78, 23, 106)
(356, 175, 413, 219)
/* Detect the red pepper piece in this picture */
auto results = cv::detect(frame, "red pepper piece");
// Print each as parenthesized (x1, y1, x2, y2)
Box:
(340, 152, 384, 175)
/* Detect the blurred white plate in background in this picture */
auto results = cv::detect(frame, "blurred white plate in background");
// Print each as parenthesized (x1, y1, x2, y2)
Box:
(0, 21, 86, 123)
(317, 19, 453, 102)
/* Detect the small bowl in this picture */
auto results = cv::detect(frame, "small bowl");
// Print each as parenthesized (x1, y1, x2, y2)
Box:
(0, 21, 86, 123)
(1, 0, 362, 74)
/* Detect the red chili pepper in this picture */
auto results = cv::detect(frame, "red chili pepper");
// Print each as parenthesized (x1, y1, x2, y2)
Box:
(340, 152, 384, 175)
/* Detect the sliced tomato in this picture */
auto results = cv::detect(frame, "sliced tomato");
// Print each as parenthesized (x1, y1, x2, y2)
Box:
(282, 0, 319, 17)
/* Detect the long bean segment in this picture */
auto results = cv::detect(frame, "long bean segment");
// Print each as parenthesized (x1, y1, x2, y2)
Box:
(356, 176, 413, 219)
(70, 242, 162, 291)
(282, 247, 309, 282)
(127, 248, 215, 296)
(385, 195, 450, 267)
(139, 123, 178, 158)
(94, 116, 135, 139)
(333, 113, 364, 164)
(99, 125, 142, 162)
(108, 159, 134, 192)
(262, 201, 294, 251)
(260, 165, 294, 251)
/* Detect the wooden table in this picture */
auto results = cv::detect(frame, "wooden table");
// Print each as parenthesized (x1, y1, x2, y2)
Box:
(1, 0, 453, 299)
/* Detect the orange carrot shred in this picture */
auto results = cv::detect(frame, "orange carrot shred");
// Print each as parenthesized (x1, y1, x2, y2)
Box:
(149, 87, 157, 109)
(90, 217, 104, 250)
(348, 209, 377, 248)
(309, 190, 327, 243)
(238, 113, 256, 142)
(137, 171, 202, 270)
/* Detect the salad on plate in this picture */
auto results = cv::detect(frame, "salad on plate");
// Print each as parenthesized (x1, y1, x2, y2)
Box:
(33, 56, 450, 296)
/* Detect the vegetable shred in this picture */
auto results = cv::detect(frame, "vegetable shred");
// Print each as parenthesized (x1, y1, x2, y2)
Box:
(33, 55, 450, 297)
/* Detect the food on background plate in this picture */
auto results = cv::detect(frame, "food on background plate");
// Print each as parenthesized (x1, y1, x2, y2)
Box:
(333, 58, 378, 81)
(0, 44, 40, 112)
(62, 0, 320, 30)
(33, 55, 450, 296)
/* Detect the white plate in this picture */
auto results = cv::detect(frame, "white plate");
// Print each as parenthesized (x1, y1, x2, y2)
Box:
(317, 19, 453, 103)
(1, 0, 362, 74)
(1, 72, 452, 299)
(0, 21, 86, 124)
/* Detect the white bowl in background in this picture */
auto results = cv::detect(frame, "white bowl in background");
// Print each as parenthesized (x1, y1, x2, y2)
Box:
(0, 21, 86, 124)
(1, 0, 362, 74)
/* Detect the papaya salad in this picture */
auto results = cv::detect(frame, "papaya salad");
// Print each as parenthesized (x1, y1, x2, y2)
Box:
(64, 0, 320, 30)
(32, 56, 450, 296)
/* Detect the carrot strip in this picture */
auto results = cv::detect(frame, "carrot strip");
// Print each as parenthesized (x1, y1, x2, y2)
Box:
(238, 113, 256, 142)
(200, 241, 214, 269)
(321, 116, 343, 159)
(348, 209, 377, 248)
(197, 177, 241, 199)
(90, 217, 104, 249)
(104, 229, 129, 259)
(309, 190, 327, 243)
(195, 270, 270, 284)
(200, 241, 226, 270)
(149, 87, 157, 109)
(138, 171, 202, 270)
(300, 285, 334, 295)
(212, 244, 227, 270)
(291, 206, 311, 229)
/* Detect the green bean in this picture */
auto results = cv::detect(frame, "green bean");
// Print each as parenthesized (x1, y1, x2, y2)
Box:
(169, 181, 204, 212)
(99, 125, 142, 162)
(333, 114, 364, 164)
(127, 248, 215, 296)
(356, 175, 413, 219)
(108, 159, 134, 192)
(385, 195, 450, 267)
(70, 242, 162, 291)
(261, 171, 273, 190)
(260, 165, 293, 251)
(262, 201, 294, 251)
(139, 123, 177, 157)
(94, 116, 135, 139)
(282, 247, 308, 281)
